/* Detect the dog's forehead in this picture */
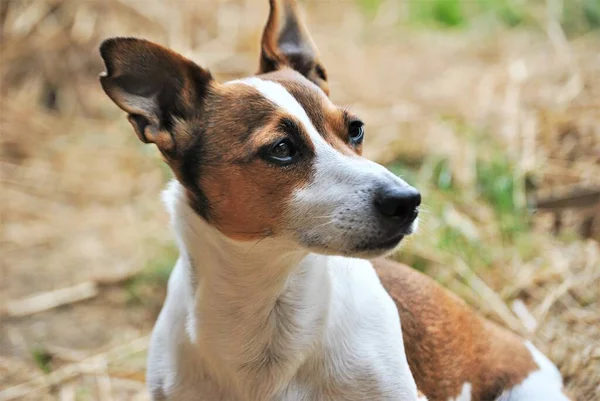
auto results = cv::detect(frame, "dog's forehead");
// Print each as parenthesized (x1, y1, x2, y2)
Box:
(222, 69, 347, 151)
(264, 71, 336, 137)
(206, 83, 278, 145)
(258, 68, 332, 112)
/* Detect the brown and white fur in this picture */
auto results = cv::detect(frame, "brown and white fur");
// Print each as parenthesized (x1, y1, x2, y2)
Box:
(98, 1, 571, 400)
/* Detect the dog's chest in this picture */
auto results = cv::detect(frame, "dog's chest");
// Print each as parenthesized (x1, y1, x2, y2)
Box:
(149, 257, 417, 401)
(279, 258, 417, 400)
(208, 259, 413, 401)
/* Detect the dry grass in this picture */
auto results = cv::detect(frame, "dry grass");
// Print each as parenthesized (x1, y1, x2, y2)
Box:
(1, 0, 599, 400)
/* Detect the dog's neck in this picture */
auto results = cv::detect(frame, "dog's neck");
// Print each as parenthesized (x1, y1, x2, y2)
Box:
(164, 181, 331, 398)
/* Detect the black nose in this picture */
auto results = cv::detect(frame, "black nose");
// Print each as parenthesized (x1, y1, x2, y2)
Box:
(374, 186, 421, 221)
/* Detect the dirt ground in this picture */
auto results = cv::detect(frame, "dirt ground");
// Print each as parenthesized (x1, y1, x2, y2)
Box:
(1, 1, 599, 400)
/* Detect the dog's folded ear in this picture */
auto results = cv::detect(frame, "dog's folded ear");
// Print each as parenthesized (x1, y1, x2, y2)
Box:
(259, 0, 329, 95)
(99, 38, 213, 156)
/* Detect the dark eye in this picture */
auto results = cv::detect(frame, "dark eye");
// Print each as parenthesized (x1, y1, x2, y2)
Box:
(315, 64, 327, 81)
(267, 139, 297, 164)
(349, 120, 364, 145)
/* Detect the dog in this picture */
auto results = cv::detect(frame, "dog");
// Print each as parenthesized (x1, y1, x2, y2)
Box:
(99, 1, 571, 400)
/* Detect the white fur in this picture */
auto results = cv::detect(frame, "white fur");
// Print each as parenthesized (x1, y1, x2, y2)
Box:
(449, 382, 472, 401)
(497, 342, 570, 401)
(146, 180, 421, 401)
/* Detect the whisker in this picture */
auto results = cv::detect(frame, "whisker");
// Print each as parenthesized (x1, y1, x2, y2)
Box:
(310, 215, 336, 220)
(310, 220, 337, 229)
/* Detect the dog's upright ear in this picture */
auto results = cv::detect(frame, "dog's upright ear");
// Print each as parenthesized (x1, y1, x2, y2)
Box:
(99, 37, 213, 156)
(259, 0, 329, 95)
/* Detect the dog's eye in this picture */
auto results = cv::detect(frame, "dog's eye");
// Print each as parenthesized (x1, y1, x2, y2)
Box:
(267, 139, 297, 164)
(315, 64, 327, 81)
(349, 121, 365, 145)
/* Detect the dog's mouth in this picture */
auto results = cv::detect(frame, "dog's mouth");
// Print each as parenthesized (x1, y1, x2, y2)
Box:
(350, 232, 405, 254)
(347, 215, 419, 256)
(294, 208, 419, 258)
(377, 232, 406, 249)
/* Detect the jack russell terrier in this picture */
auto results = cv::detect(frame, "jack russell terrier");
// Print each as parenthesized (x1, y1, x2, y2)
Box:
(99, 1, 571, 400)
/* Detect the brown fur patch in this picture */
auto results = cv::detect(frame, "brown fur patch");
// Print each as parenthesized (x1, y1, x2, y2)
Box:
(373, 259, 538, 401)
(199, 157, 310, 241)
(175, 82, 316, 240)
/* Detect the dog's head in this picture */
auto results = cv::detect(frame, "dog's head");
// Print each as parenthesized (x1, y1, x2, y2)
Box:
(99, 0, 420, 258)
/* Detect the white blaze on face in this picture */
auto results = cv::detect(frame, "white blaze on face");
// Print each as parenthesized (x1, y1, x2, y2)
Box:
(232, 77, 330, 149)
(231, 77, 415, 255)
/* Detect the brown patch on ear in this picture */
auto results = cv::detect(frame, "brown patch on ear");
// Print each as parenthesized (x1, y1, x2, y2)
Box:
(99, 37, 213, 156)
(373, 259, 538, 401)
(259, 0, 329, 95)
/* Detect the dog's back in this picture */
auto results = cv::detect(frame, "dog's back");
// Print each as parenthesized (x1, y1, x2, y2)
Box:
(374, 259, 570, 401)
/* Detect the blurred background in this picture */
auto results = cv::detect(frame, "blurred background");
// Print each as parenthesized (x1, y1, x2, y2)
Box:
(1, 0, 599, 399)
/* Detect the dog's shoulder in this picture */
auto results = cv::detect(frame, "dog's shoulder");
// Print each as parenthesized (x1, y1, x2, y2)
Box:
(371, 258, 570, 401)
